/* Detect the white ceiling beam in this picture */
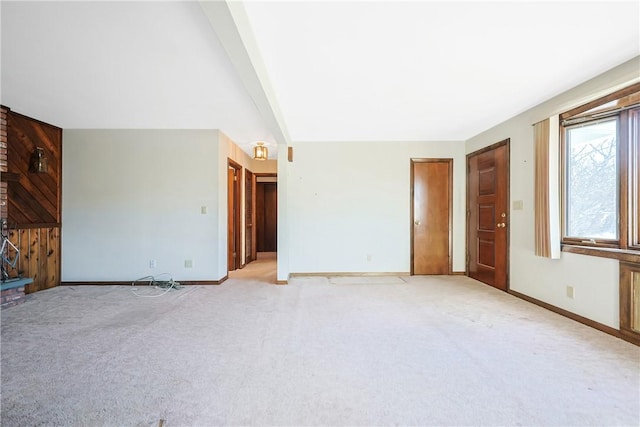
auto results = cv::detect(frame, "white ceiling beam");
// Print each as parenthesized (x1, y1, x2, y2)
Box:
(199, 0, 290, 146)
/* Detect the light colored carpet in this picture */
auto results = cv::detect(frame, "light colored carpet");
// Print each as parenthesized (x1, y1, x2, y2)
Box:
(228, 252, 277, 283)
(328, 276, 407, 285)
(1, 260, 639, 426)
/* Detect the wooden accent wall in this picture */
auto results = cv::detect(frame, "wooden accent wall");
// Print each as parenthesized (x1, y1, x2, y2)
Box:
(1, 106, 61, 293)
(5, 228, 60, 293)
(6, 110, 61, 226)
(1, 107, 8, 219)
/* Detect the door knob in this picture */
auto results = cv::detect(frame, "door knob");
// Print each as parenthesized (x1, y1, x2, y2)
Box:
(497, 222, 506, 228)
(414, 220, 421, 226)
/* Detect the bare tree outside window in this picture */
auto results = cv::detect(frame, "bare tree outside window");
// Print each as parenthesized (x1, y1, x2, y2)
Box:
(565, 119, 618, 240)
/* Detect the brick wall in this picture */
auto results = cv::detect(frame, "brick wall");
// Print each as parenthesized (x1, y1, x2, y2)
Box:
(1, 286, 25, 308)
(0, 106, 7, 220)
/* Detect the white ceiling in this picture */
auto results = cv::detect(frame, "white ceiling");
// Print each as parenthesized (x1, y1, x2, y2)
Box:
(243, 0, 640, 141)
(2, 1, 639, 156)
(0, 1, 278, 158)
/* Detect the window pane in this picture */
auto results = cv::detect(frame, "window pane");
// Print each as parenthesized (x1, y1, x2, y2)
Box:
(566, 119, 618, 240)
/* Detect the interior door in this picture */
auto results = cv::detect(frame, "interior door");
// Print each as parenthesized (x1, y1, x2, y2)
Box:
(411, 159, 452, 274)
(467, 140, 509, 291)
(227, 161, 242, 272)
(257, 182, 277, 252)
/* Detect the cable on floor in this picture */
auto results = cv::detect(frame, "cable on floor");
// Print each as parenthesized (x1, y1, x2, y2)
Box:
(130, 273, 182, 298)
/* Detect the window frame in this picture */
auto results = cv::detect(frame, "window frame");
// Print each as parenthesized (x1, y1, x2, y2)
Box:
(560, 83, 640, 253)
(629, 108, 640, 250)
(562, 116, 621, 247)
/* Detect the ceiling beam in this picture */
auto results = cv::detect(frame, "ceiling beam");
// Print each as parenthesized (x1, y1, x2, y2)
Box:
(199, 0, 290, 147)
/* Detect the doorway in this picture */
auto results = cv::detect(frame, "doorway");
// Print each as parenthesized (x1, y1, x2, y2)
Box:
(228, 170, 278, 284)
(254, 173, 277, 253)
(411, 158, 453, 275)
(228, 159, 242, 272)
(466, 139, 510, 291)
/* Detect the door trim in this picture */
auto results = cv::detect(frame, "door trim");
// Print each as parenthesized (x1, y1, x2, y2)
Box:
(255, 173, 277, 255)
(245, 169, 255, 265)
(410, 158, 453, 275)
(465, 139, 510, 290)
(228, 158, 242, 272)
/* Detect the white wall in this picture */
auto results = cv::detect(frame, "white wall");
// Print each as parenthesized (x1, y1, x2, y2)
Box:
(216, 131, 230, 279)
(466, 56, 640, 328)
(62, 129, 222, 282)
(286, 140, 466, 274)
(62, 129, 276, 282)
(277, 146, 289, 281)
(59, 59, 638, 329)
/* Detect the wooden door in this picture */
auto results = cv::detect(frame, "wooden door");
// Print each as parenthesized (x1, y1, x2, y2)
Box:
(411, 159, 452, 275)
(245, 170, 255, 264)
(467, 140, 509, 291)
(256, 182, 277, 252)
(227, 161, 242, 272)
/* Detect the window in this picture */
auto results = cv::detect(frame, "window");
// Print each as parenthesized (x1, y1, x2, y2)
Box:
(561, 84, 640, 251)
(565, 118, 618, 242)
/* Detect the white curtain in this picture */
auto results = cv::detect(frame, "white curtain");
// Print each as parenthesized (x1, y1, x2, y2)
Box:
(534, 117, 561, 259)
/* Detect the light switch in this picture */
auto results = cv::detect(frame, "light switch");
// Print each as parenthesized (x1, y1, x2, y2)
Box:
(513, 200, 523, 210)
(201, 206, 207, 214)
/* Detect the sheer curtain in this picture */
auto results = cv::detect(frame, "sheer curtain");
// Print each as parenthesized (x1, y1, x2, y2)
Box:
(534, 117, 561, 258)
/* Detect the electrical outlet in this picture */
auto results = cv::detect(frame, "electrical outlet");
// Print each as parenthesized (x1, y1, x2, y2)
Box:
(149, 259, 157, 269)
(566, 285, 574, 299)
(201, 206, 207, 214)
(184, 259, 193, 268)
(366, 254, 372, 262)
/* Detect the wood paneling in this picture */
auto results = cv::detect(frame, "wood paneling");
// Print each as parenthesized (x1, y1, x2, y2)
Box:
(619, 262, 640, 345)
(6, 110, 61, 227)
(0, 183, 7, 220)
(5, 227, 59, 293)
(2, 107, 62, 292)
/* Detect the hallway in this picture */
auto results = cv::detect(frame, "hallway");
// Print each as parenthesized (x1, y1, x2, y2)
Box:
(228, 252, 276, 284)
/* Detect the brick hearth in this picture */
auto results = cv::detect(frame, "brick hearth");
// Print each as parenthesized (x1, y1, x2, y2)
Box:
(1, 278, 33, 308)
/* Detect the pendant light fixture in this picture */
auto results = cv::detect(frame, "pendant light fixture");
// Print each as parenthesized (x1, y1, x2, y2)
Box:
(253, 142, 268, 161)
